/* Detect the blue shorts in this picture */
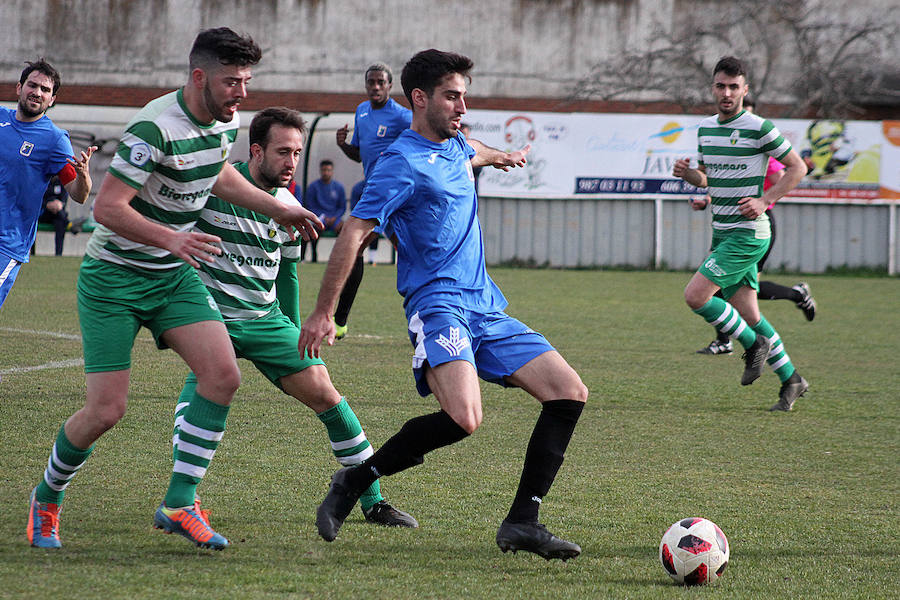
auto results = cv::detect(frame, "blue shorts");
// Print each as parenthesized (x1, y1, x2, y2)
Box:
(407, 306, 555, 397)
(0, 256, 23, 308)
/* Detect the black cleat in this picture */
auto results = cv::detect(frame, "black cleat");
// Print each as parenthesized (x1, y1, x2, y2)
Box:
(696, 339, 733, 355)
(316, 466, 365, 542)
(363, 500, 418, 528)
(770, 373, 809, 411)
(793, 283, 817, 322)
(496, 519, 581, 561)
(741, 334, 772, 386)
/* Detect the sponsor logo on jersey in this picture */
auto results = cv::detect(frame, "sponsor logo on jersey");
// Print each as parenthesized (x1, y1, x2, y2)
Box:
(435, 327, 470, 357)
(212, 214, 238, 227)
(704, 257, 726, 276)
(19, 141, 34, 156)
(377, 124, 387, 137)
(706, 163, 748, 172)
(158, 183, 212, 202)
(129, 142, 151, 166)
(223, 251, 279, 269)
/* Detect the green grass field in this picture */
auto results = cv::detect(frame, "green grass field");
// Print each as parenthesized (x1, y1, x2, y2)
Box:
(1, 257, 897, 599)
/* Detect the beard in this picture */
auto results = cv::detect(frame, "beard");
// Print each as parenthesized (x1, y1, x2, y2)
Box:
(18, 96, 46, 119)
(425, 107, 458, 141)
(256, 161, 288, 190)
(203, 84, 236, 123)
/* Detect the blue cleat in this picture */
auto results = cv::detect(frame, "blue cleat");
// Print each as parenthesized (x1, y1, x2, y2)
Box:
(27, 488, 62, 548)
(153, 503, 229, 550)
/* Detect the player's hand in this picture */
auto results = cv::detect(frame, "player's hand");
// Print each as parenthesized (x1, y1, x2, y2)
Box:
(68, 145, 97, 177)
(672, 158, 690, 179)
(276, 203, 323, 242)
(690, 196, 709, 211)
(299, 308, 336, 358)
(46, 199, 65, 213)
(737, 196, 767, 219)
(336, 124, 350, 147)
(492, 144, 530, 171)
(166, 231, 222, 269)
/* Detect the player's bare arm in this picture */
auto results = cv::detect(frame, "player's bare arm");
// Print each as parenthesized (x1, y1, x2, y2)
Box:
(92, 175, 223, 269)
(213, 162, 323, 241)
(63, 145, 97, 204)
(299, 216, 377, 357)
(468, 138, 530, 171)
(673, 158, 708, 188)
(336, 124, 361, 162)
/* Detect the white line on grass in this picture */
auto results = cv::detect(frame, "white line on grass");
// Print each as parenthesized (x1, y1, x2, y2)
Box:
(1, 358, 84, 375)
(0, 327, 82, 341)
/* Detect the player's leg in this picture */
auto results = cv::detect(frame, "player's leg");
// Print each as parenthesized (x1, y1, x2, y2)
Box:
(334, 255, 364, 339)
(149, 269, 238, 549)
(315, 310, 478, 541)
(686, 238, 771, 385)
(697, 290, 734, 355)
(0, 257, 22, 308)
(153, 319, 237, 549)
(730, 288, 808, 411)
(28, 258, 141, 548)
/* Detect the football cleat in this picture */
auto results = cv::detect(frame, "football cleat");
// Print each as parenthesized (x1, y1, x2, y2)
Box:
(363, 500, 418, 528)
(153, 503, 228, 550)
(696, 339, 733, 355)
(793, 283, 817, 322)
(27, 488, 61, 548)
(496, 519, 581, 561)
(740, 334, 772, 386)
(770, 373, 809, 412)
(334, 323, 348, 340)
(316, 466, 365, 542)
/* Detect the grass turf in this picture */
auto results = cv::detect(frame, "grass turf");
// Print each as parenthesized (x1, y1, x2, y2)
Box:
(0, 257, 897, 599)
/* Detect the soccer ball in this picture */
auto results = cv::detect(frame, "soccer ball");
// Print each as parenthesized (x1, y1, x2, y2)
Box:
(659, 517, 729, 585)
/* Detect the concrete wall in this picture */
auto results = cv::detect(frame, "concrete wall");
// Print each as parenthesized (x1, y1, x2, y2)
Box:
(2, 0, 896, 105)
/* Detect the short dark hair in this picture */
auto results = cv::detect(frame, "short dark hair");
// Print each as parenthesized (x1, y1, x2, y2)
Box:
(189, 27, 262, 73)
(20, 58, 61, 96)
(365, 63, 393, 84)
(400, 49, 473, 108)
(713, 56, 746, 79)
(320, 159, 334, 168)
(248, 107, 306, 147)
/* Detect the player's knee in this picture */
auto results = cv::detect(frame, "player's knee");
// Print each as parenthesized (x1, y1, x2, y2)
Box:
(199, 364, 241, 400)
(451, 410, 482, 434)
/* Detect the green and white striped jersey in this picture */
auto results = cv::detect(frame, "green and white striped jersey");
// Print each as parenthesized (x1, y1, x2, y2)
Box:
(85, 89, 238, 271)
(697, 110, 792, 238)
(194, 162, 301, 321)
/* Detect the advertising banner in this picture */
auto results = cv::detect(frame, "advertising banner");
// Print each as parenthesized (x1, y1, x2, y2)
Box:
(465, 109, 887, 202)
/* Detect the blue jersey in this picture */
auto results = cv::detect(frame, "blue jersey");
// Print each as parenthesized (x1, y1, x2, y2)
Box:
(352, 129, 506, 317)
(349, 180, 365, 210)
(0, 106, 73, 262)
(350, 98, 411, 179)
(304, 179, 346, 221)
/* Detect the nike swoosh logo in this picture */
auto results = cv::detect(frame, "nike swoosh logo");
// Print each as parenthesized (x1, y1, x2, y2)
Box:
(0, 123, 11, 127)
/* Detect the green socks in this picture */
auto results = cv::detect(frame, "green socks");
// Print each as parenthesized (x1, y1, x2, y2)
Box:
(165, 391, 229, 509)
(36, 425, 93, 504)
(317, 398, 383, 511)
(693, 297, 758, 349)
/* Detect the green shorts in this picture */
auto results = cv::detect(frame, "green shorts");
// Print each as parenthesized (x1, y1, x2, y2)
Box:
(77, 257, 222, 373)
(698, 230, 771, 300)
(226, 309, 325, 389)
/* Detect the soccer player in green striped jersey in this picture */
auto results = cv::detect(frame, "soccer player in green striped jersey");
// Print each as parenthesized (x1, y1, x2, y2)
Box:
(26, 28, 323, 551)
(172, 106, 416, 530)
(673, 56, 810, 412)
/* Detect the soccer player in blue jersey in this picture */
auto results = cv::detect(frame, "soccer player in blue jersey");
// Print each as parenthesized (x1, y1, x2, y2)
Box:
(301, 49, 588, 560)
(332, 63, 412, 338)
(0, 58, 95, 307)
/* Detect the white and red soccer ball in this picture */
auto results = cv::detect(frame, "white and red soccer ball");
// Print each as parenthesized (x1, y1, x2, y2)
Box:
(659, 517, 729, 585)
